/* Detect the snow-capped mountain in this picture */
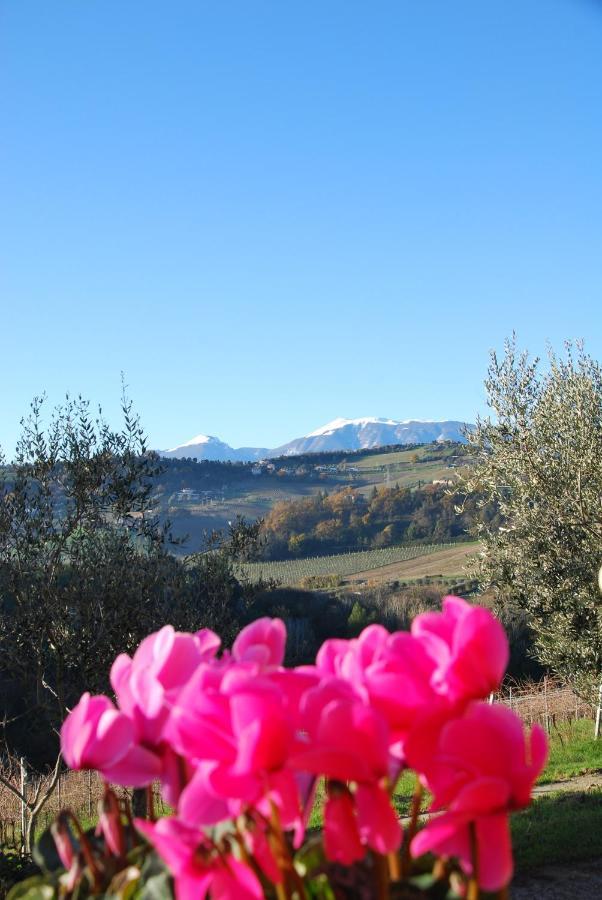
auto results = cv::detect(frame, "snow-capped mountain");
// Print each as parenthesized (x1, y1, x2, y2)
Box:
(272, 417, 469, 456)
(159, 417, 470, 462)
(160, 434, 268, 463)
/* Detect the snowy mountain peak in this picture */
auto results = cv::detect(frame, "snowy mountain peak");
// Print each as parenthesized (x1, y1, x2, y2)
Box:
(306, 417, 398, 438)
(167, 433, 213, 451)
(158, 417, 471, 462)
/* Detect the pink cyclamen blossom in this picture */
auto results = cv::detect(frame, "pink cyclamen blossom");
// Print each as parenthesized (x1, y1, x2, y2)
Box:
(60, 693, 133, 772)
(355, 782, 403, 856)
(361, 631, 444, 754)
(243, 815, 283, 884)
(316, 624, 390, 686)
(292, 685, 390, 783)
(412, 595, 509, 704)
(173, 674, 299, 826)
(110, 625, 220, 746)
(324, 785, 364, 865)
(409, 702, 548, 891)
(136, 817, 263, 900)
(292, 684, 402, 860)
(60, 694, 161, 787)
(232, 616, 287, 667)
(58, 601, 537, 894)
(96, 789, 126, 857)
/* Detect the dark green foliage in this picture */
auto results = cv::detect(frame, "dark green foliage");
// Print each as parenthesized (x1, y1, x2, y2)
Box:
(0, 853, 39, 898)
(0, 393, 256, 765)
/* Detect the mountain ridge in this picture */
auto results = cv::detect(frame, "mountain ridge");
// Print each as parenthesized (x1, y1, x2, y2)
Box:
(159, 417, 471, 462)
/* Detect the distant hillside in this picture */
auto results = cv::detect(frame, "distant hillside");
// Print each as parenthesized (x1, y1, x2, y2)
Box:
(257, 481, 494, 560)
(159, 417, 472, 462)
(151, 441, 471, 553)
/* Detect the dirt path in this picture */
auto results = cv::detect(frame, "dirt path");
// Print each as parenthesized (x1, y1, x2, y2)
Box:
(512, 859, 602, 899)
(511, 773, 602, 897)
(532, 772, 602, 795)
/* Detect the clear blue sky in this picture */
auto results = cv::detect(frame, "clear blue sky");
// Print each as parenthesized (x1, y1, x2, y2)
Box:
(1, 0, 601, 455)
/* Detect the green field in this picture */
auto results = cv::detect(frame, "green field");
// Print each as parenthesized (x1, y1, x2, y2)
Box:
(538, 718, 602, 783)
(237, 542, 453, 584)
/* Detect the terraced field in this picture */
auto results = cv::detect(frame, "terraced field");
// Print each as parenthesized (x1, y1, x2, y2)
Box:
(238, 542, 455, 585)
(345, 541, 479, 585)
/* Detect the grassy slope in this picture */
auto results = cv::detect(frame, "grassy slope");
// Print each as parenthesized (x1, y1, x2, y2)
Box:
(539, 719, 602, 783)
(512, 788, 602, 870)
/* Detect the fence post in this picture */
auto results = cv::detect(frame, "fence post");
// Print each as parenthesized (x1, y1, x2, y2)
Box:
(543, 676, 551, 734)
(20, 757, 28, 855)
(595, 682, 602, 740)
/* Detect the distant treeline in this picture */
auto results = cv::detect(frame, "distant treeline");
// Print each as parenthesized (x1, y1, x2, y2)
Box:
(259, 483, 500, 559)
(266, 442, 438, 468)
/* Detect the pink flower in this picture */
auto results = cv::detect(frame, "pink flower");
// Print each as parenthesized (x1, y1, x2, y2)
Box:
(60, 693, 133, 772)
(243, 815, 283, 884)
(61, 693, 161, 786)
(361, 631, 443, 754)
(175, 677, 297, 824)
(355, 783, 402, 855)
(111, 625, 219, 746)
(232, 617, 286, 667)
(324, 785, 364, 865)
(409, 702, 548, 891)
(292, 686, 390, 783)
(292, 685, 402, 861)
(316, 624, 389, 685)
(96, 789, 126, 857)
(136, 817, 263, 900)
(412, 595, 508, 704)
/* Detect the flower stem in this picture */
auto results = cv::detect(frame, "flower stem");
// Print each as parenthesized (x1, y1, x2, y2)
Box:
(67, 811, 102, 891)
(374, 852, 389, 900)
(387, 850, 401, 882)
(467, 821, 480, 900)
(269, 799, 294, 900)
(401, 777, 423, 877)
(146, 785, 155, 822)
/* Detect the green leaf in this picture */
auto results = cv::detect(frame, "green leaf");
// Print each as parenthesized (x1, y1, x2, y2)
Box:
(136, 852, 173, 900)
(293, 832, 326, 877)
(137, 870, 173, 900)
(105, 865, 141, 899)
(33, 826, 67, 874)
(6, 875, 57, 900)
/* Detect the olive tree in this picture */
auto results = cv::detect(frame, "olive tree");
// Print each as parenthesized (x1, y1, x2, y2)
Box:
(0, 393, 249, 763)
(458, 337, 602, 697)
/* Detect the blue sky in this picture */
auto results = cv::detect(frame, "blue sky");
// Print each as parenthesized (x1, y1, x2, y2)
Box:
(1, 0, 601, 455)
